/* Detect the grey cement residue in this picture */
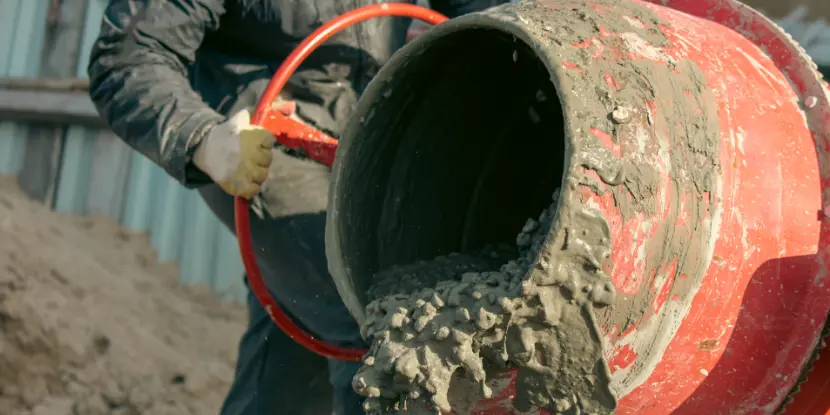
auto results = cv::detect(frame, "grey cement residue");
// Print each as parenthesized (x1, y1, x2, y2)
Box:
(366, 246, 518, 302)
(499, 0, 721, 395)
(355, 191, 617, 414)
(351, 0, 722, 412)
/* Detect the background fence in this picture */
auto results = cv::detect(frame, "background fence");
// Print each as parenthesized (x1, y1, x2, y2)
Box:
(0, 0, 828, 304)
(0, 0, 248, 302)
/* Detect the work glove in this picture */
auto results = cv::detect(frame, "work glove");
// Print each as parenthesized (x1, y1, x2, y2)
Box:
(193, 108, 276, 199)
(246, 99, 332, 220)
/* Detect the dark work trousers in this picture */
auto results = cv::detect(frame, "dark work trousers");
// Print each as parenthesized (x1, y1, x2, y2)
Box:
(196, 77, 368, 415)
(218, 279, 364, 415)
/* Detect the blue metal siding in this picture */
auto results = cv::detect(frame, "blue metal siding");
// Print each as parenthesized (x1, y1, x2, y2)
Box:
(53, 0, 104, 214)
(0, 0, 247, 302)
(0, 0, 48, 175)
(775, 6, 830, 66)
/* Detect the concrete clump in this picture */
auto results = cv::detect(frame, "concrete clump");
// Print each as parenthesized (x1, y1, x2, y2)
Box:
(353, 189, 617, 415)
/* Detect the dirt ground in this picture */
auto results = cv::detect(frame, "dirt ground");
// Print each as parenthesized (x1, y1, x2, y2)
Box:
(0, 176, 247, 415)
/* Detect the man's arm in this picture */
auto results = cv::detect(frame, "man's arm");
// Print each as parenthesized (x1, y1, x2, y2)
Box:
(88, 0, 226, 187)
(429, 0, 511, 18)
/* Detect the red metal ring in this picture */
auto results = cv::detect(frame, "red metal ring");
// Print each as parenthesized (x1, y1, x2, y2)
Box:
(235, 4, 449, 362)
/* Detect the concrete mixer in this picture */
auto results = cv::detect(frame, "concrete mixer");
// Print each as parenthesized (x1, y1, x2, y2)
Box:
(232, 0, 830, 413)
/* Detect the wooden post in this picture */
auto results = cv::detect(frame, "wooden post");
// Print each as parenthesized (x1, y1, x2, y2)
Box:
(17, 0, 88, 206)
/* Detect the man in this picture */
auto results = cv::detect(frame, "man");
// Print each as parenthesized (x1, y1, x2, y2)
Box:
(87, 0, 506, 414)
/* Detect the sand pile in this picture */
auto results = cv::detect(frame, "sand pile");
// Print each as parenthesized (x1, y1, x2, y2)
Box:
(0, 176, 246, 415)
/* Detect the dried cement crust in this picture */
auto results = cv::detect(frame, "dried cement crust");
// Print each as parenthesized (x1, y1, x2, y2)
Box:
(498, 0, 721, 395)
(351, 0, 721, 413)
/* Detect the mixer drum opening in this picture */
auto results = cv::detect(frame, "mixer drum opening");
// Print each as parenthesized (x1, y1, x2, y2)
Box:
(328, 27, 565, 316)
(323, 1, 830, 412)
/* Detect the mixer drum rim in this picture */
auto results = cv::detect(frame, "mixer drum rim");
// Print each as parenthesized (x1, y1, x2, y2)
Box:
(326, 0, 830, 413)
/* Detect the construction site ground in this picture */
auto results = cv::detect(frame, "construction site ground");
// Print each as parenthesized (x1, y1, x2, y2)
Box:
(0, 176, 247, 415)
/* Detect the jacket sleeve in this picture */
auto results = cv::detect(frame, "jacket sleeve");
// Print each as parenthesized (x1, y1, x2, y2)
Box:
(87, 0, 226, 187)
(429, 0, 511, 18)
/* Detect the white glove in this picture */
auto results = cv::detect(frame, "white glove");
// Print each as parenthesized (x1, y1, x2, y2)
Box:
(193, 109, 276, 199)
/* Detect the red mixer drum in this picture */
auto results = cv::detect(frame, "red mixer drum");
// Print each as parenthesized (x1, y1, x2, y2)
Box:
(322, 0, 830, 413)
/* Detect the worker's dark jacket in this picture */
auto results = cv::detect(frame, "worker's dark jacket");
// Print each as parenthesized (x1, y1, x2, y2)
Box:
(88, 0, 505, 348)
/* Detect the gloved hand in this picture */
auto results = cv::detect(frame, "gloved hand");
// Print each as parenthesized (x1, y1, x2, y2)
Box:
(246, 98, 331, 220)
(193, 108, 276, 199)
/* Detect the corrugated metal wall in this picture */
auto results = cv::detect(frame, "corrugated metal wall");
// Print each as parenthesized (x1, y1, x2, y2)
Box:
(0, 0, 247, 302)
(777, 6, 830, 65)
(0, 1, 48, 175)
